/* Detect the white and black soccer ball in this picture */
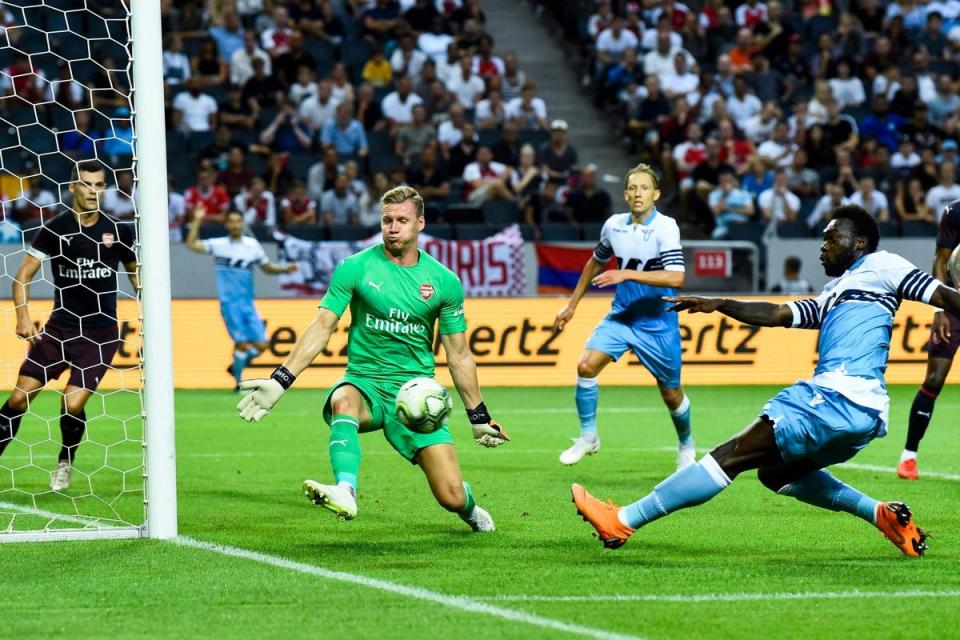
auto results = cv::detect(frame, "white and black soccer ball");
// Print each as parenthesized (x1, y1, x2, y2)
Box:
(395, 377, 453, 434)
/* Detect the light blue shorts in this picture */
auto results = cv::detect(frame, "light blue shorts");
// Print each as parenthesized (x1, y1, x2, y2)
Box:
(585, 316, 682, 388)
(761, 381, 885, 467)
(221, 302, 266, 345)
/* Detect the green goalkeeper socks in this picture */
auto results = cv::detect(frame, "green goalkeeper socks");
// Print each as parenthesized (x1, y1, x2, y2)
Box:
(457, 481, 476, 517)
(329, 414, 361, 493)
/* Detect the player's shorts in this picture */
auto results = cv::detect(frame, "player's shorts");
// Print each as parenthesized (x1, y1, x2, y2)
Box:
(18, 319, 120, 391)
(927, 310, 960, 360)
(585, 316, 682, 388)
(322, 375, 454, 463)
(761, 381, 885, 467)
(220, 302, 266, 345)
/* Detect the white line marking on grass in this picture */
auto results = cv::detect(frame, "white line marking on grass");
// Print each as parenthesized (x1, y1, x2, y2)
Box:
(176, 536, 644, 640)
(176, 406, 663, 419)
(0, 500, 123, 528)
(838, 462, 960, 481)
(482, 590, 960, 603)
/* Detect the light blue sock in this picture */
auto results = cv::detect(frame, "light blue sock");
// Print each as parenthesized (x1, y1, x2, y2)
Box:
(232, 350, 251, 385)
(621, 454, 731, 529)
(778, 470, 879, 524)
(575, 375, 599, 440)
(246, 346, 261, 361)
(670, 394, 693, 445)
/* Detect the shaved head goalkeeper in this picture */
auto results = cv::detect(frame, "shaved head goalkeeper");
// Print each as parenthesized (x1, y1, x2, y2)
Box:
(237, 185, 509, 532)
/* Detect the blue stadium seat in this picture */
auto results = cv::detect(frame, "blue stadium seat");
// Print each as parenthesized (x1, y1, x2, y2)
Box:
(481, 199, 519, 226)
(900, 220, 937, 237)
(541, 223, 579, 242)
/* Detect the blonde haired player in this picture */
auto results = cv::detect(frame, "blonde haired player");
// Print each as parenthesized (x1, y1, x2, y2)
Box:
(237, 186, 509, 530)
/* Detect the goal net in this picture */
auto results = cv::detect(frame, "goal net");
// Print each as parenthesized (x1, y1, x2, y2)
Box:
(0, 0, 175, 542)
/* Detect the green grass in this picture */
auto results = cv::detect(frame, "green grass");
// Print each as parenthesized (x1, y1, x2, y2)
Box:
(2, 386, 959, 640)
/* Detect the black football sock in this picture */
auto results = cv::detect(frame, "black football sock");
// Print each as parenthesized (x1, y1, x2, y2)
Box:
(904, 384, 940, 454)
(58, 409, 86, 464)
(0, 401, 25, 458)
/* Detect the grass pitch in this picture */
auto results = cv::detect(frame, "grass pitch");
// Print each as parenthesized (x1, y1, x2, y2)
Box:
(2, 385, 959, 640)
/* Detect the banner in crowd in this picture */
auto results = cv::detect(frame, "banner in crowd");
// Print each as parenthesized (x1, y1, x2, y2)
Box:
(536, 243, 614, 293)
(2, 297, 950, 390)
(276, 225, 525, 297)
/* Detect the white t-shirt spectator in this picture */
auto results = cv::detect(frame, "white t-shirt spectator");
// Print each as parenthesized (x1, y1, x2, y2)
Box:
(505, 96, 548, 126)
(595, 28, 639, 62)
(742, 114, 777, 143)
(463, 160, 508, 182)
(829, 77, 866, 109)
(230, 47, 271, 86)
(100, 186, 137, 220)
(926, 184, 960, 221)
(418, 32, 454, 62)
(445, 70, 486, 109)
(849, 189, 889, 219)
(261, 27, 293, 56)
(289, 81, 319, 106)
(727, 93, 763, 129)
(299, 95, 341, 131)
(757, 139, 796, 168)
(437, 120, 464, 148)
(643, 48, 695, 82)
(320, 189, 359, 224)
(169, 190, 186, 242)
(640, 29, 683, 51)
(891, 151, 921, 169)
(660, 71, 699, 98)
(12, 188, 56, 219)
(391, 48, 428, 80)
(162, 50, 191, 86)
(735, 2, 768, 26)
(234, 190, 277, 227)
(807, 194, 851, 227)
(172, 91, 219, 132)
(758, 187, 801, 222)
(381, 91, 424, 125)
(474, 98, 506, 128)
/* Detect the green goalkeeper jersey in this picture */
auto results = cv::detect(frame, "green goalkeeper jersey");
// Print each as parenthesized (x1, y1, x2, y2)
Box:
(319, 244, 467, 381)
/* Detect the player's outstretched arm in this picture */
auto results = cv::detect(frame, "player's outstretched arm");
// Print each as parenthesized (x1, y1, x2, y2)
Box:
(184, 206, 207, 253)
(12, 254, 42, 344)
(593, 269, 684, 289)
(441, 332, 510, 448)
(237, 308, 340, 422)
(928, 285, 960, 322)
(667, 296, 793, 327)
(261, 261, 298, 275)
(554, 257, 605, 333)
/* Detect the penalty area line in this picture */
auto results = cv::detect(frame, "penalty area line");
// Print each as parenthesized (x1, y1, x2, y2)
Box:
(480, 589, 960, 603)
(175, 536, 644, 640)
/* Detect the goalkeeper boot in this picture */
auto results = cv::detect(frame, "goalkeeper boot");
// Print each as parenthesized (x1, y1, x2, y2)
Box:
(677, 441, 697, 471)
(875, 502, 927, 558)
(559, 436, 600, 466)
(50, 461, 72, 492)
(460, 505, 495, 532)
(571, 483, 634, 549)
(303, 479, 357, 521)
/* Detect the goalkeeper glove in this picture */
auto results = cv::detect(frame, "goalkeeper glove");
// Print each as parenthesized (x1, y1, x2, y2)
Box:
(236, 367, 296, 422)
(467, 402, 510, 448)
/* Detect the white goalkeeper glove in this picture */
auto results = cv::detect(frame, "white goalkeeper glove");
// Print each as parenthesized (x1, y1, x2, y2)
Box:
(467, 402, 510, 448)
(236, 367, 296, 422)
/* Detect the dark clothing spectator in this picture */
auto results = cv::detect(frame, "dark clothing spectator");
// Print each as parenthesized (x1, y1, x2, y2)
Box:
(492, 137, 521, 168)
(564, 187, 612, 223)
(275, 49, 316, 89)
(242, 72, 282, 109)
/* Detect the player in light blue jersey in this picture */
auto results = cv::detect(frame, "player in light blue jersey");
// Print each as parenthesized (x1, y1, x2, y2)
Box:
(572, 205, 960, 557)
(553, 164, 695, 470)
(186, 208, 297, 389)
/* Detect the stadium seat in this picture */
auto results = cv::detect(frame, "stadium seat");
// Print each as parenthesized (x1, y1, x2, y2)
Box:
(481, 200, 519, 226)
(425, 222, 453, 239)
(18, 125, 57, 155)
(518, 129, 549, 149)
(303, 38, 336, 77)
(367, 131, 393, 155)
(724, 221, 765, 244)
(444, 203, 483, 224)
(776, 221, 811, 238)
(518, 223, 538, 240)
(329, 225, 369, 241)
(368, 151, 404, 176)
(341, 40, 372, 83)
(900, 220, 937, 237)
(877, 221, 898, 238)
(454, 223, 494, 240)
(581, 223, 604, 241)
(805, 15, 837, 40)
(248, 224, 275, 242)
(198, 223, 227, 239)
(287, 152, 315, 179)
(478, 128, 502, 149)
(541, 223, 580, 242)
(285, 224, 326, 241)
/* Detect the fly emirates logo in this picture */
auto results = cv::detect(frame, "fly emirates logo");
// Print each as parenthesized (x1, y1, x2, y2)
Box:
(364, 307, 427, 335)
(58, 257, 113, 280)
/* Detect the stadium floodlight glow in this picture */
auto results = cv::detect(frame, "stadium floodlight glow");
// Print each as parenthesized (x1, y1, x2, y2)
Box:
(0, 0, 177, 542)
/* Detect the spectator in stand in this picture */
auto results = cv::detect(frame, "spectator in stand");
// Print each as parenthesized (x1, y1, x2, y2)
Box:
(709, 170, 754, 238)
(209, 11, 245, 63)
(785, 149, 821, 198)
(823, 101, 859, 154)
(757, 121, 795, 168)
(735, 0, 768, 27)
(242, 56, 283, 111)
(358, 172, 392, 227)
(11, 177, 56, 226)
(463, 146, 511, 205)
(355, 82, 386, 132)
(299, 80, 340, 132)
(168, 177, 187, 242)
(776, 33, 811, 97)
(263, 151, 296, 198)
(807, 182, 850, 228)
(289, 65, 319, 106)
(539, 119, 578, 186)
(563, 164, 612, 224)
(902, 102, 941, 151)
(860, 96, 904, 151)
(261, 6, 294, 58)
(192, 38, 229, 88)
(925, 163, 960, 221)
(828, 58, 865, 110)
(644, 30, 694, 83)
(445, 52, 486, 110)
(726, 75, 762, 130)
(474, 89, 506, 129)
(218, 146, 255, 198)
(258, 98, 312, 153)
(492, 120, 521, 167)
(306, 147, 339, 200)
(185, 166, 230, 223)
(727, 28, 755, 72)
(405, 143, 450, 203)
(758, 168, 800, 224)
(362, 45, 394, 87)
(895, 178, 935, 224)
(162, 34, 191, 89)
(509, 144, 543, 224)
(595, 16, 639, 87)
(321, 102, 369, 159)
(803, 123, 835, 172)
(231, 30, 271, 87)
(391, 33, 428, 81)
(742, 100, 779, 144)
(918, 11, 948, 58)
(505, 81, 548, 131)
(472, 34, 504, 81)
(626, 75, 670, 148)
(715, 118, 754, 175)
(363, 0, 402, 44)
(891, 136, 922, 170)
(220, 85, 258, 130)
(437, 102, 467, 150)
(100, 170, 136, 221)
(405, 0, 441, 35)
(329, 62, 355, 105)
(586, 0, 615, 42)
(661, 52, 700, 103)
(673, 122, 706, 183)
(849, 176, 890, 222)
(436, 42, 462, 85)
(275, 31, 316, 89)
(394, 104, 435, 162)
(446, 121, 479, 178)
(741, 155, 774, 198)
(929, 74, 960, 131)
(60, 109, 99, 158)
(235, 175, 277, 227)
(745, 54, 782, 104)
(172, 78, 219, 133)
(499, 52, 526, 103)
(321, 171, 360, 225)
(691, 135, 735, 203)
(280, 180, 317, 227)
(770, 256, 814, 294)
(381, 74, 424, 130)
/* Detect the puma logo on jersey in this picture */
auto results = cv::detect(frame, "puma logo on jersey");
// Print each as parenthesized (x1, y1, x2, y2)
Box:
(368, 281, 382, 292)
(61, 236, 72, 246)
(330, 439, 348, 447)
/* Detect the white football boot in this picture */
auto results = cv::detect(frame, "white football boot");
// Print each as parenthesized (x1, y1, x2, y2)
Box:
(559, 437, 600, 465)
(303, 479, 357, 521)
(50, 461, 73, 492)
(676, 441, 697, 471)
(460, 505, 495, 532)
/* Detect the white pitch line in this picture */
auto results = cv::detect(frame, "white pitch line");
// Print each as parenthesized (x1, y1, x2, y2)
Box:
(480, 590, 960, 604)
(176, 536, 643, 640)
(0, 500, 124, 529)
(838, 462, 960, 481)
(175, 406, 663, 419)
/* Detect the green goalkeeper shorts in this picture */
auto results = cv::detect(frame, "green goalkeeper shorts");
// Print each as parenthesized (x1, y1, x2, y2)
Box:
(322, 375, 454, 463)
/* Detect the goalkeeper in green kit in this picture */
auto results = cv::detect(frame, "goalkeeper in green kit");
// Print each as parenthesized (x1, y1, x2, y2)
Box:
(237, 185, 509, 531)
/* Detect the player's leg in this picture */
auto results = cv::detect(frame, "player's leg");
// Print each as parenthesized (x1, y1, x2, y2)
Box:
(221, 304, 251, 387)
(899, 355, 952, 480)
(636, 327, 695, 470)
(658, 384, 696, 470)
(236, 306, 269, 384)
(0, 375, 46, 459)
(415, 443, 494, 532)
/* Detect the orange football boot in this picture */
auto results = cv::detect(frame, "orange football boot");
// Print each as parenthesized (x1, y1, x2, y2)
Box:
(875, 502, 927, 558)
(571, 483, 635, 549)
(897, 458, 919, 480)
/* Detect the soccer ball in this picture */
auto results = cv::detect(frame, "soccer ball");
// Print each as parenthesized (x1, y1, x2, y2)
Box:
(395, 377, 453, 434)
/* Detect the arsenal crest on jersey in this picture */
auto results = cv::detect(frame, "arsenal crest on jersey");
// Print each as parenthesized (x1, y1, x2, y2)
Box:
(419, 283, 434, 300)
(102, 232, 114, 248)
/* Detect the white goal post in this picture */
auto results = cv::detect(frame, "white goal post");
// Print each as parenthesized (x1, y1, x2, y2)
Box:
(0, 0, 176, 542)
